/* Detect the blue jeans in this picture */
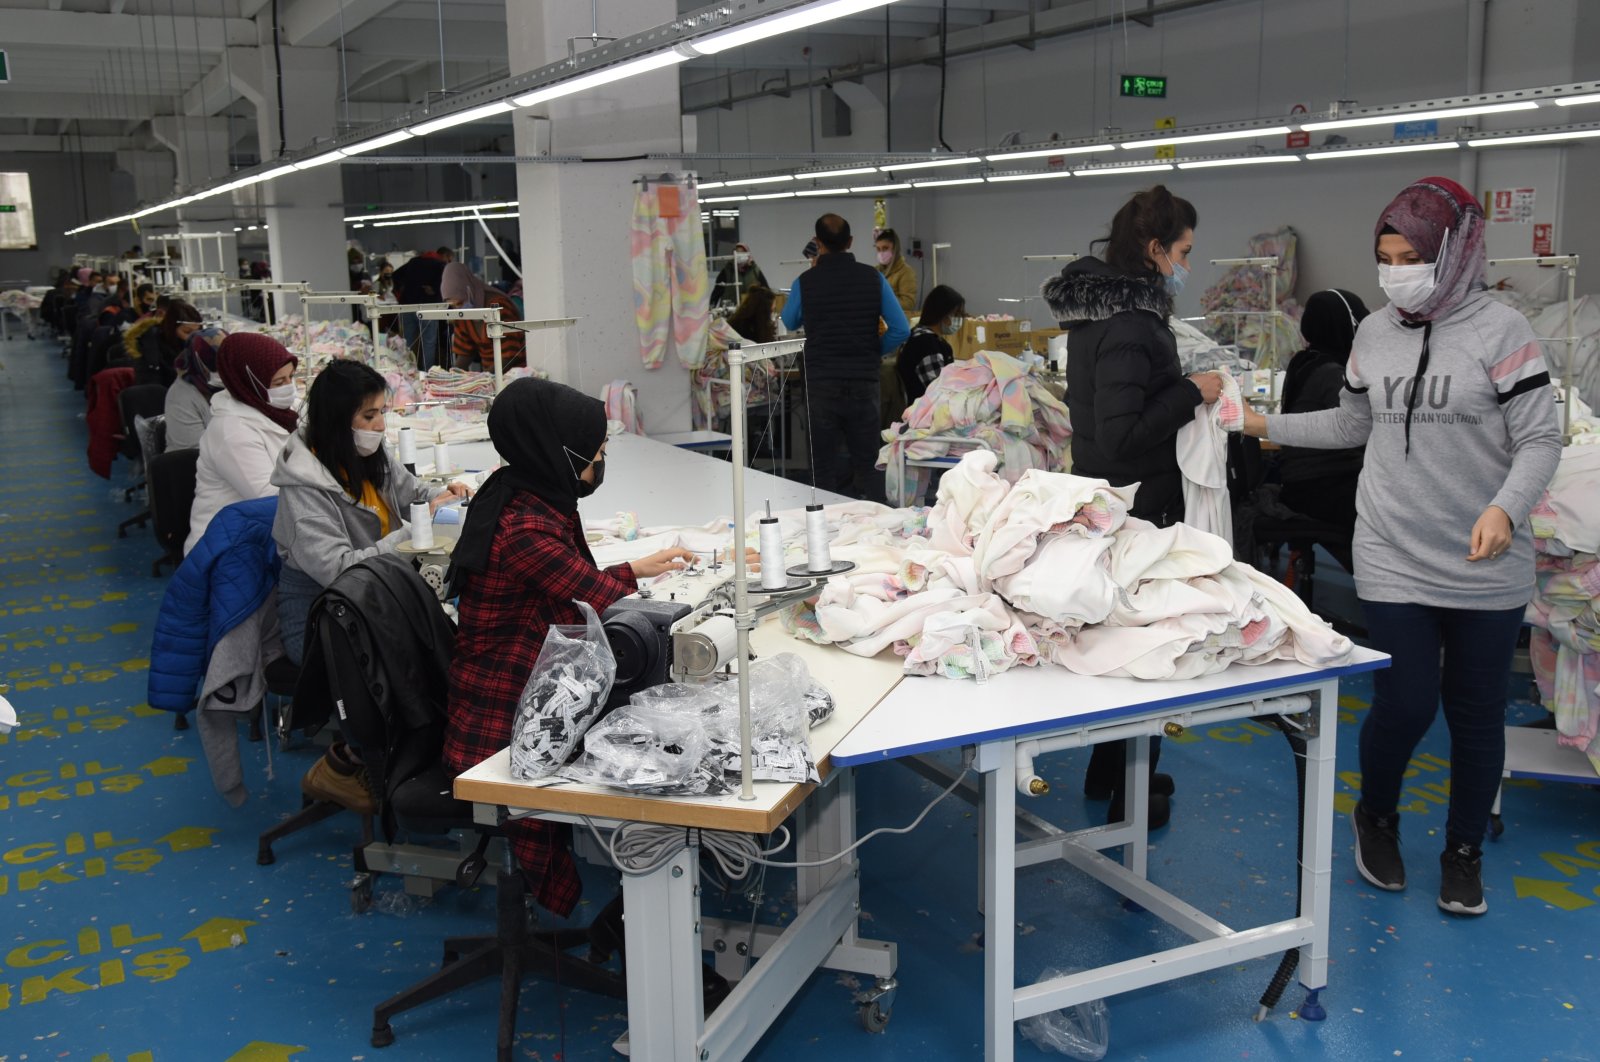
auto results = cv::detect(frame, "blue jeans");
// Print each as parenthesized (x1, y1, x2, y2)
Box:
(806, 378, 885, 503)
(1357, 600, 1526, 847)
(401, 313, 441, 372)
(276, 564, 326, 669)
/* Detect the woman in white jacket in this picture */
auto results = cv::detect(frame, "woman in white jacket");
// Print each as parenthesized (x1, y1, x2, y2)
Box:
(184, 333, 300, 555)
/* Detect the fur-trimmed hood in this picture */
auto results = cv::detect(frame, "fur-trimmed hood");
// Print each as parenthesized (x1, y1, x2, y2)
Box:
(1041, 256, 1171, 324)
(122, 314, 161, 361)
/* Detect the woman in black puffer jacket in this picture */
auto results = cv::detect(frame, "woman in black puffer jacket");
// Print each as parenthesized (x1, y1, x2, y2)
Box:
(1041, 185, 1222, 831)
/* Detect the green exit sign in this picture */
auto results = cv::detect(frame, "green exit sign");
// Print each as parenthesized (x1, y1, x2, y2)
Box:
(0, 51, 8, 84)
(1120, 74, 1167, 98)
(0, 206, 16, 214)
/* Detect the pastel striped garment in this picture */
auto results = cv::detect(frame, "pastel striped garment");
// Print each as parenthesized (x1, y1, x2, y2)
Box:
(630, 180, 712, 370)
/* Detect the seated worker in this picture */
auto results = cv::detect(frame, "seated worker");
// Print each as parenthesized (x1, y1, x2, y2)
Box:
(711, 242, 769, 308)
(271, 360, 471, 669)
(185, 334, 299, 554)
(125, 299, 202, 386)
(896, 284, 966, 404)
(163, 328, 224, 451)
(875, 228, 919, 313)
(1276, 289, 1371, 573)
(693, 286, 781, 431)
(443, 262, 525, 372)
(443, 378, 702, 914)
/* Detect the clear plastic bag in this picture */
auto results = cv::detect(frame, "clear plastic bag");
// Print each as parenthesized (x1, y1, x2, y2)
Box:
(508, 601, 616, 781)
(1017, 968, 1110, 1060)
(559, 703, 714, 793)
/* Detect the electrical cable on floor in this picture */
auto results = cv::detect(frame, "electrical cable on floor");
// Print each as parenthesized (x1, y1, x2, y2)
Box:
(580, 759, 973, 878)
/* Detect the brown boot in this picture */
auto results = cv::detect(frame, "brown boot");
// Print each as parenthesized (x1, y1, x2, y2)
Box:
(301, 743, 377, 815)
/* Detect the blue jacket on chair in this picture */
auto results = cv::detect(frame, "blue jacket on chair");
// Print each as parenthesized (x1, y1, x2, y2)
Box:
(147, 497, 281, 713)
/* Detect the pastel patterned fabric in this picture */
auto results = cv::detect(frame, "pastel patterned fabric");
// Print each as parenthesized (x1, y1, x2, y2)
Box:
(630, 180, 711, 371)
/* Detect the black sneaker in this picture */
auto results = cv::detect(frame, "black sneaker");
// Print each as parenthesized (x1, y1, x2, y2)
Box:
(1439, 843, 1488, 916)
(1351, 803, 1405, 891)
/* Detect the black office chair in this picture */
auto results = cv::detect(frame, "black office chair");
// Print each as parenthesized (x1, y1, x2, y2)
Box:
(115, 385, 168, 531)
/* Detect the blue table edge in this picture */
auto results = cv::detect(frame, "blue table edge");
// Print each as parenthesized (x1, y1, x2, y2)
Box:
(830, 656, 1391, 767)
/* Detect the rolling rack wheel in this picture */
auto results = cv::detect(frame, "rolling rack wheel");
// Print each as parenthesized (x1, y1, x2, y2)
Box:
(860, 1001, 892, 1033)
(351, 873, 375, 914)
(855, 976, 898, 1033)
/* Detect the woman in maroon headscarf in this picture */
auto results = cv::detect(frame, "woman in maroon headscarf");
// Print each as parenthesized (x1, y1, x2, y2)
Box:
(185, 333, 300, 554)
(1243, 177, 1561, 915)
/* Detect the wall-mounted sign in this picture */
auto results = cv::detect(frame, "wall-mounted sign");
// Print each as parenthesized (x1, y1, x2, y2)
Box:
(1489, 187, 1536, 224)
(1533, 223, 1554, 256)
(1120, 75, 1168, 99)
(1287, 105, 1310, 150)
(1154, 117, 1177, 159)
(1394, 119, 1440, 139)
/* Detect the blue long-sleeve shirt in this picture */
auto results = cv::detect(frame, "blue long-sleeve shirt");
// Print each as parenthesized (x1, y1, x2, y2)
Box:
(781, 271, 911, 355)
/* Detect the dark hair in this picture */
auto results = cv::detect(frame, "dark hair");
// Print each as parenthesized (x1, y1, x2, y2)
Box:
(876, 228, 901, 256)
(726, 286, 778, 344)
(135, 283, 155, 303)
(158, 300, 202, 349)
(916, 284, 966, 329)
(305, 359, 390, 498)
(815, 214, 851, 253)
(1094, 185, 1197, 279)
(436, 246, 454, 257)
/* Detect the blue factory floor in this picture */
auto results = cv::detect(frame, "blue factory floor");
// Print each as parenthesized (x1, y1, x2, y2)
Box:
(0, 335, 1594, 1062)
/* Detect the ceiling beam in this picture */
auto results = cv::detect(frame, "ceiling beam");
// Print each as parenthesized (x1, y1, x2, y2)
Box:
(281, 0, 395, 48)
(0, 9, 255, 51)
(182, 49, 263, 116)
(345, 19, 509, 62)
(0, 134, 132, 153)
(0, 90, 175, 121)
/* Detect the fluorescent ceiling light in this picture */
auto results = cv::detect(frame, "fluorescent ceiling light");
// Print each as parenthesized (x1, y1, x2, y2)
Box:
(1468, 128, 1600, 147)
(986, 170, 1073, 183)
(1306, 142, 1460, 160)
(513, 51, 687, 107)
(1121, 126, 1291, 149)
(883, 156, 979, 170)
(408, 100, 515, 136)
(1555, 93, 1600, 107)
(233, 226, 243, 232)
(340, 129, 416, 156)
(343, 201, 518, 223)
(1177, 154, 1301, 169)
(912, 177, 985, 188)
(985, 144, 1112, 161)
(702, 195, 748, 203)
(795, 188, 845, 197)
(850, 182, 912, 192)
(804, 166, 879, 179)
(247, 225, 258, 231)
(747, 191, 795, 200)
(691, 0, 905, 55)
(372, 212, 520, 228)
(699, 181, 726, 189)
(293, 150, 344, 170)
(1075, 163, 1175, 175)
(723, 175, 793, 187)
(1303, 101, 1536, 132)
(258, 165, 298, 181)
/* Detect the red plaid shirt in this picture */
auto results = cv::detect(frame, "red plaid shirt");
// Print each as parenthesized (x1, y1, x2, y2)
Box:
(444, 490, 637, 915)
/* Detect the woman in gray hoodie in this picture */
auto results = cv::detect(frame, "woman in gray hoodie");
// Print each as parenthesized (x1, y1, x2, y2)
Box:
(1242, 176, 1561, 916)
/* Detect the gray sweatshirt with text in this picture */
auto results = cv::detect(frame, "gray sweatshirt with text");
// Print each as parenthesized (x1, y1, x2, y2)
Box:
(1265, 290, 1561, 610)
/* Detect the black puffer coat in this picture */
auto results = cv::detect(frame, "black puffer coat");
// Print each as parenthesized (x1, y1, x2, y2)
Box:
(1042, 256, 1201, 527)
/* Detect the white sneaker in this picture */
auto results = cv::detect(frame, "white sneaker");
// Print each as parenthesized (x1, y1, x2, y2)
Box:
(612, 1031, 630, 1057)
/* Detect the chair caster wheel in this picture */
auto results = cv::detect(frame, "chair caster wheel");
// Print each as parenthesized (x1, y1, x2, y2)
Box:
(351, 875, 374, 914)
(173, 713, 189, 731)
(371, 1024, 395, 1048)
(456, 855, 487, 889)
(860, 1002, 891, 1033)
(1487, 813, 1505, 841)
(257, 844, 276, 867)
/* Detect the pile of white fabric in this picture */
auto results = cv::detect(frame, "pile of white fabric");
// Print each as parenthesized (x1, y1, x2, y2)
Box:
(784, 451, 1353, 682)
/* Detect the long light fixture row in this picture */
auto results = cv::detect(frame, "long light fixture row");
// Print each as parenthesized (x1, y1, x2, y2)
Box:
(63, 9, 1600, 238)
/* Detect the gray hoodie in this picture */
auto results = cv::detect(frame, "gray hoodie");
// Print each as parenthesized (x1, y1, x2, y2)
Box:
(270, 432, 443, 589)
(1266, 290, 1561, 611)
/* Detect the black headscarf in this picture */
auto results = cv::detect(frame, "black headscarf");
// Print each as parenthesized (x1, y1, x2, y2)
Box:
(1283, 289, 1370, 415)
(448, 378, 608, 592)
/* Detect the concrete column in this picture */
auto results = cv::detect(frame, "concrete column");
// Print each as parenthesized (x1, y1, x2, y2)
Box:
(507, 0, 697, 431)
(253, 41, 347, 300)
(113, 150, 178, 209)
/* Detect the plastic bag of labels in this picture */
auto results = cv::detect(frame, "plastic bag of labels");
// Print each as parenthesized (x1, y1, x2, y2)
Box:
(562, 653, 834, 795)
(508, 601, 616, 781)
(1018, 967, 1110, 1060)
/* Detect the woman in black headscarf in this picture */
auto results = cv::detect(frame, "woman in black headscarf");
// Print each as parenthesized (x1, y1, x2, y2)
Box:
(441, 378, 696, 913)
(1275, 289, 1371, 573)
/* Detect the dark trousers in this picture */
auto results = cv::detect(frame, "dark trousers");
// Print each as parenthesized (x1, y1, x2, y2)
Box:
(807, 378, 885, 503)
(1357, 600, 1525, 848)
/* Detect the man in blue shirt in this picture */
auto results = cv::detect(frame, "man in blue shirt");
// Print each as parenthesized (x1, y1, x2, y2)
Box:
(781, 214, 911, 502)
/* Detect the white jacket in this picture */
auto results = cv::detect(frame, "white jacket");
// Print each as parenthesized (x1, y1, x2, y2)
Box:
(184, 392, 292, 555)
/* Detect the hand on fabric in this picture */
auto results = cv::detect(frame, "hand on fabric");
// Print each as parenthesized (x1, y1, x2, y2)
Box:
(428, 482, 472, 515)
(631, 547, 698, 579)
(1188, 372, 1224, 405)
(1241, 409, 1270, 439)
(1466, 505, 1513, 562)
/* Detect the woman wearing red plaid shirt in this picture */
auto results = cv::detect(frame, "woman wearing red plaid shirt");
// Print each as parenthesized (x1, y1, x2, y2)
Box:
(442, 379, 695, 914)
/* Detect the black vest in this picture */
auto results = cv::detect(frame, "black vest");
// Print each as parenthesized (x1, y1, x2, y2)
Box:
(795, 252, 884, 382)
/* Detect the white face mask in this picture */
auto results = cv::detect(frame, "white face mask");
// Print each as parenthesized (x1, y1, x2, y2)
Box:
(352, 428, 385, 457)
(265, 383, 297, 410)
(1377, 263, 1436, 312)
(734, 251, 751, 267)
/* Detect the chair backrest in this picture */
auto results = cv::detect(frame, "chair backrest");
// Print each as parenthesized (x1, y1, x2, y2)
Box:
(147, 448, 200, 556)
(133, 414, 167, 466)
(117, 384, 168, 436)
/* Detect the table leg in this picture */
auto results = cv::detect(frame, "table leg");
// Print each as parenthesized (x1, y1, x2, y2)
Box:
(1297, 679, 1339, 1017)
(981, 739, 1017, 1062)
(623, 843, 704, 1061)
(1120, 736, 1151, 878)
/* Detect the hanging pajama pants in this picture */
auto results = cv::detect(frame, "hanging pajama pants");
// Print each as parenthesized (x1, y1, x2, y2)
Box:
(630, 181, 712, 370)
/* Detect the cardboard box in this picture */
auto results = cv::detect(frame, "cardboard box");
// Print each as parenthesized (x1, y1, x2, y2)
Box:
(954, 319, 1066, 360)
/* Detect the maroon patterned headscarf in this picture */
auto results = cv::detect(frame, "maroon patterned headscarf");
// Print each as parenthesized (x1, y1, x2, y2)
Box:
(1374, 176, 1487, 324)
(216, 332, 299, 432)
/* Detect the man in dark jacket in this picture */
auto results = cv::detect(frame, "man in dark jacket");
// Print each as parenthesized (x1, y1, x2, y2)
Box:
(393, 247, 456, 371)
(780, 214, 910, 501)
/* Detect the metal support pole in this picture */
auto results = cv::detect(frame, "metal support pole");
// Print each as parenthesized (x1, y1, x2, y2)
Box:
(491, 325, 504, 393)
(727, 342, 756, 802)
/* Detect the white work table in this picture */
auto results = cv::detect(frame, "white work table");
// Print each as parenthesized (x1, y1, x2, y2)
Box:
(833, 646, 1389, 1061)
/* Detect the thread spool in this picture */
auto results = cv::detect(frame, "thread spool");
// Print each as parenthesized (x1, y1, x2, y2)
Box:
(398, 427, 417, 472)
(409, 503, 435, 549)
(433, 441, 452, 475)
(804, 504, 833, 573)
(758, 516, 787, 590)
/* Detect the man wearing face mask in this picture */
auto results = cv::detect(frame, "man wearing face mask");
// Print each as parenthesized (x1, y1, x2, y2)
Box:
(711, 242, 769, 308)
(874, 229, 919, 312)
(896, 284, 966, 404)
